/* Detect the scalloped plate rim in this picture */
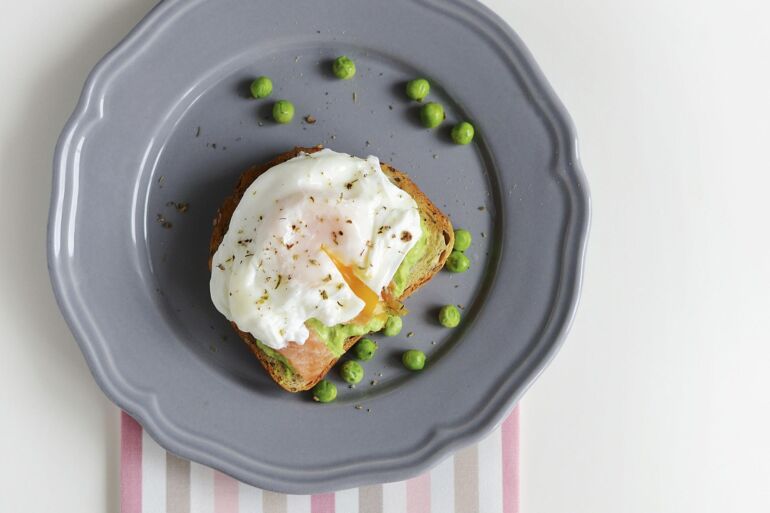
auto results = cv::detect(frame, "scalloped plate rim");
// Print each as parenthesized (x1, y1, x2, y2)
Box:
(47, 0, 590, 493)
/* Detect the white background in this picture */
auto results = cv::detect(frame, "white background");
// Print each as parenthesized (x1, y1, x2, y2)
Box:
(1, 0, 769, 511)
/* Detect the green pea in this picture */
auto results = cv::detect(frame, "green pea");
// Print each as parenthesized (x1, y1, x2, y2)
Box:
(438, 305, 461, 328)
(453, 229, 472, 252)
(332, 56, 356, 79)
(354, 338, 378, 361)
(272, 100, 295, 124)
(402, 349, 426, 371)
(451, 121, 475, 144)
(419, 102, 445, 128)
(312, 379, 337, 403)
(250, 76, 273, 99)
(405, 78, 430, 101)
(340, 360, 364, 384)
(382, 315, 403, 337)
(446, 250, 470, 273)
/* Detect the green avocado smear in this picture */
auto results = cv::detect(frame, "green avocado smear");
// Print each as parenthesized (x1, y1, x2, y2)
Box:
(255, 228, 428, 376)
(254, 340, 294, 378)
(306, 315, 387, 358)
(391, 220, 428, 297)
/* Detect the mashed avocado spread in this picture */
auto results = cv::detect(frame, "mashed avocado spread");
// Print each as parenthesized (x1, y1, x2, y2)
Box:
(306, 315, 387, 358)
(254, 340, 294, 377)
(391, 221, 428, 297)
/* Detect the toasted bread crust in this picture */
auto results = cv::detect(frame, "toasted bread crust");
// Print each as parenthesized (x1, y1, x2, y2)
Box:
(209, 147, 453, 392)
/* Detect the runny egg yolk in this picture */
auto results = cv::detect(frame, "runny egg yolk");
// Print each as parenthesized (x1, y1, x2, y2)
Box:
(321, 246, 379, 322)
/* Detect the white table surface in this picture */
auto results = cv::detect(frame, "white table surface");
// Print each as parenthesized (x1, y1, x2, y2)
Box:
(2, 0, 769, 511)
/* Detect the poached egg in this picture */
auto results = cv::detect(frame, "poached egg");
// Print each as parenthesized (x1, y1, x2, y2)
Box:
(210, 149, 422, 350)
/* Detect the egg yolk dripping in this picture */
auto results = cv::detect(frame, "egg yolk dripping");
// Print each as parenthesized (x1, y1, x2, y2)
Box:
(321, 246, 379, 322)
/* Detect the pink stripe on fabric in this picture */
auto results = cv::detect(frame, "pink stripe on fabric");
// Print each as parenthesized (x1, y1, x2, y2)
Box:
(311, 493, 336, 513)
(213, 471, 239, 513)
(406, 473, 431, 513)
(121, 413, 143, 513)
(502, 407, 520, 513)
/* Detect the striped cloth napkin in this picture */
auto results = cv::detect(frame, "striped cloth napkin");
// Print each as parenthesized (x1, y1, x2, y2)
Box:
(121, 408, 519, 513)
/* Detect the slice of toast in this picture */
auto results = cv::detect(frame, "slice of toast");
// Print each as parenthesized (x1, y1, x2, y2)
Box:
(209, 146, 454, 392)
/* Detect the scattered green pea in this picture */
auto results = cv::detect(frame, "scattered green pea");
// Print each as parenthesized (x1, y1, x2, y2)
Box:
(382, 315, 403, 337)
(453, 229, 472, 252)
(354, 338, 378, 361)
(332, 56, 356, 79)
(272, 100, 295, 123)
(340, 360, 364, 384)
(451, 121, 475, 144)
(438, 305, 461, 328)
(446, 250, 470, 273)
(405, 78, 430, 101)
(312, 379, 337, 403)
(402, 349, 426, 371)
(419, 102, 445, 128)
(250, 76, 273, 99)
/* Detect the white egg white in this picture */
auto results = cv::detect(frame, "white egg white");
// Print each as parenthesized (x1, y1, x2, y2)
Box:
(210, 149, 422, 349)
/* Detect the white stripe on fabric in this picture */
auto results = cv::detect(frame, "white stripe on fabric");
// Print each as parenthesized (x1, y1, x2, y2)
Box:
(431, 455, 455, 513)
(238, 482, 263, 513)
(478, 426, 504, 513)
(286, 494, 311, 513)
(142, 430, 167, 512)
(190, 463, 214, 513)
(336, 488, 359, 513)
(382, 480, 407, 513)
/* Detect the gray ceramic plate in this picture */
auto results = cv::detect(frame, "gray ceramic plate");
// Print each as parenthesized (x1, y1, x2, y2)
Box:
(48, 0, 589, 493)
